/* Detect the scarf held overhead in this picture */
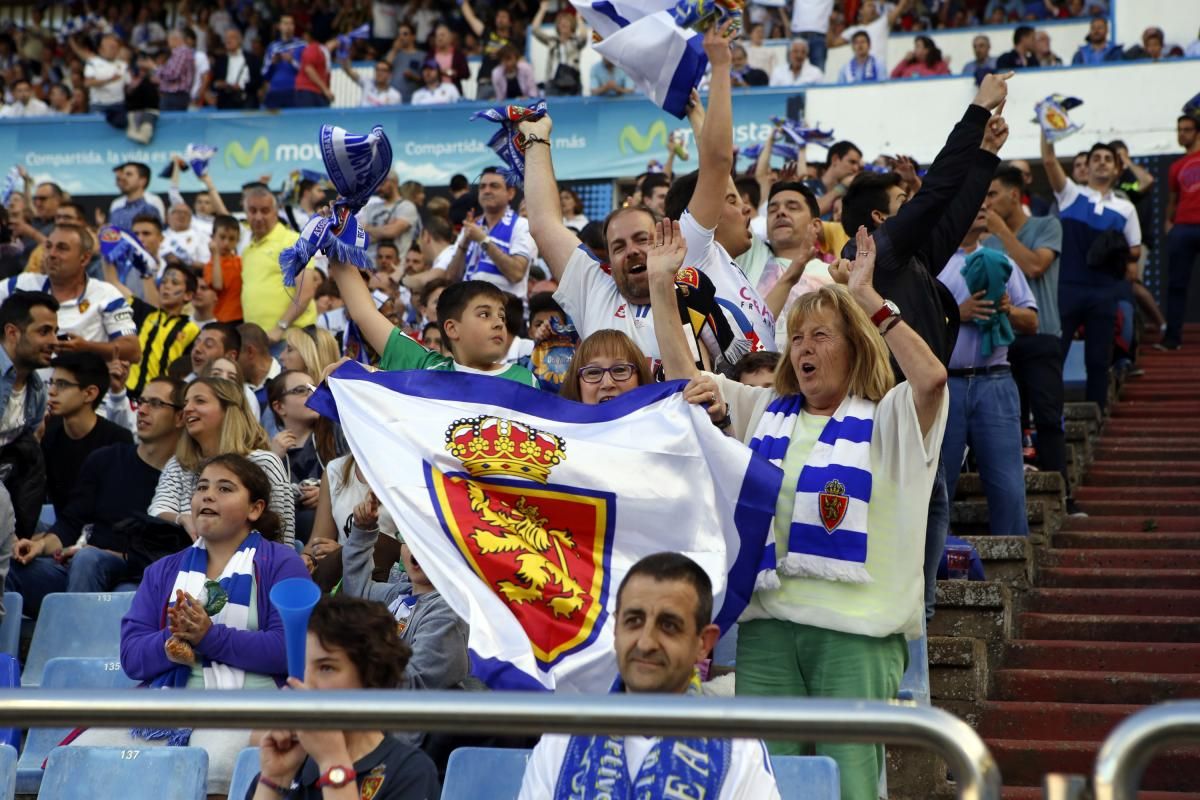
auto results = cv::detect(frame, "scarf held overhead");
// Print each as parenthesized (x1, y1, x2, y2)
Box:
(749, 393, 875, 587)
(470, 99, 548, 187)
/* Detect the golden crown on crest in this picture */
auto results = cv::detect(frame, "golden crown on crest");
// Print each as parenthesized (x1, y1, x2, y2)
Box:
(444, 416, 566, 484)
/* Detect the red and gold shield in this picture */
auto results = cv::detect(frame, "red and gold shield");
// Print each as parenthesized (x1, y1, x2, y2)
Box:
(818, 479, 849, 533)
(427, 469, 614, 667)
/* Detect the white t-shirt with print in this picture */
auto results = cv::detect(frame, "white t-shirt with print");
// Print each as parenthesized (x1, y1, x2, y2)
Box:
(84, 56, 128, 106)
(411, 83, 461, 105)
(518, 734, 781, 800)
(0, 275, 136, 344)
(678, 210, 777, 354)
(553, 246, 661, 365)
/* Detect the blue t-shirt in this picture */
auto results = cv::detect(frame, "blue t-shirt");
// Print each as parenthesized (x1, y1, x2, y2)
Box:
(1053, 181, 1140, 289)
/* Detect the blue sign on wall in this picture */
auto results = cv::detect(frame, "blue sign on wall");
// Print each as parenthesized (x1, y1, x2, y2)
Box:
(3, 90, 799, 195)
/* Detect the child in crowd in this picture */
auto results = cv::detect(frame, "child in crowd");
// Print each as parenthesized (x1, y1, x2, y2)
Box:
(329, 259, 538, 386)
(204, 214, 244, 323)
(126, 263, 200, 398)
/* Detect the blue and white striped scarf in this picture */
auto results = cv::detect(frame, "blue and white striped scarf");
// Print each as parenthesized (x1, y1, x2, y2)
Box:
(131, 532, 260, 746)
(98, 225, 157, 283)
(470, 99, 547, 187)
(749, 394, 875, 588)
(465, 208, 517, 281)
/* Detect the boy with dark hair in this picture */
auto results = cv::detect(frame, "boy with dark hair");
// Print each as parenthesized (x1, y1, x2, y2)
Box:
(731, 350, 780, 388)
(329, 258, 539, 385)
(40, 351, 133, 532)
(204, 214, 244, 323)
(250, 594, 442, 799)
(127, 263, 200, 397)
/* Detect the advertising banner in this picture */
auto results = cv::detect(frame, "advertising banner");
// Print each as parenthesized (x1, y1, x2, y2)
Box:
(4, 91, 797, 195)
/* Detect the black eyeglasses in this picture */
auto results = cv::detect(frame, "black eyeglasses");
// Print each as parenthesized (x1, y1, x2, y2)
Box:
(47, 378, 80, 391)
(578, 363, 637, 384)
(140, 398, 181, 411)
(283, 384, 317, 397)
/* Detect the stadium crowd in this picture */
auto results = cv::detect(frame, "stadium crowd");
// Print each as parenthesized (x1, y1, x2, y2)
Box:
(0, 0, 1190, 125)
(0, 2, 1196, 799)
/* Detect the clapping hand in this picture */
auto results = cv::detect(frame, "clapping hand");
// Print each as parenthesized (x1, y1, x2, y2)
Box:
(462, 210, 488, 245)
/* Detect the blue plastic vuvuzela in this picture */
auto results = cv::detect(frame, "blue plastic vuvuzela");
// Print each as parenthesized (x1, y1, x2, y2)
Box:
(269, 578, 321, 680)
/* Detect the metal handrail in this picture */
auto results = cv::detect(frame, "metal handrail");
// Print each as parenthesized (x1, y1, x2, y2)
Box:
(0, 690, 1001, 799)
(1093, 701, 1200, 800)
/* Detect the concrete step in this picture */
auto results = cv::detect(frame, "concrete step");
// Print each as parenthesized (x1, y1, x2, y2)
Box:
(1075, 499, 1200, 516)
(976, 700, 1141, 740)
(987, 739, 1200, 791)
(1038, 567, 1200, 589)
(1026, 588, 1200, 616)
(1076, 486, 1200, 501)
(993, 668, 1200, 704)
(1002, 640, 1200, 673)
(1061, 516, 1199, 532)
(1053, 530, 1200, 549)
(1018, 613, 1200, 642)
(1041, 548, 1200, 568)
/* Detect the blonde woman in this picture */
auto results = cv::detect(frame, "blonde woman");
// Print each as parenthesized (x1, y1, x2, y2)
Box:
(280, 326, 340, 379)
(648, 221, 948, 800)
(149, 377, 297, 545)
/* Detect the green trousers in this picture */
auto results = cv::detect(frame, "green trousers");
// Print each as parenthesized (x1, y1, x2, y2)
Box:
(735, 618, 907, 800)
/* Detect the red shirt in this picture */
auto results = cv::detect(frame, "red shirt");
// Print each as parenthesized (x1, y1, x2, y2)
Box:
(294, 42, 329, 95)
(1169, 149, 1200, 225)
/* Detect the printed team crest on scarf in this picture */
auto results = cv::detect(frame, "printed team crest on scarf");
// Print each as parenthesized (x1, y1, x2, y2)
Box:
(98, 225, 157, 283)
(1034, 94, 1084, 143)
(818, 479, 849, 533)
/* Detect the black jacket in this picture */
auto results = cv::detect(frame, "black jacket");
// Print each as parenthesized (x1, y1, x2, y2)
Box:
(845, 103, 999, 380)
(210, 49, 263, 108)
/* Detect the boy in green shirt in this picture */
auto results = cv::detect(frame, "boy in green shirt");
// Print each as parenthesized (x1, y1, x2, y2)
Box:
(328, 259, 538, 386)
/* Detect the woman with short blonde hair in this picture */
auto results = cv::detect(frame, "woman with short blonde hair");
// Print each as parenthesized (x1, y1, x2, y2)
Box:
(281, 326, 340, 379)
(648, 221, 948, 800)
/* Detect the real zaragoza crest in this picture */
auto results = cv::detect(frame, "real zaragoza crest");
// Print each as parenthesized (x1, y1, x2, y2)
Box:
(426, 415, 614, 669)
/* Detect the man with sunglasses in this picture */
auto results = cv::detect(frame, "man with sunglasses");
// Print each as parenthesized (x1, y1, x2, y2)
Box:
(4, 366, 183, 617)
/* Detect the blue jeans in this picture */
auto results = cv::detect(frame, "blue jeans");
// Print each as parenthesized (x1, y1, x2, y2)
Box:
(5, 548, 127, 618)
(1165, 224, 1200, 346)
(1059, 282, 1117, 410)
(922, 458, 949, 621)
(796, 30, 829, 71)
(941, 371, 1029, 536)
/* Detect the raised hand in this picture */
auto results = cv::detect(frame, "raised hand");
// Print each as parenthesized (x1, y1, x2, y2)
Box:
(646, 219, 687, 284)
(972, 71, 1012, 111)
(981, 100, 1009, 155)
(518, 113, 553, 140)
(845, 225, 878, 300)
(352, 492, 380, 531)
(702, 19, 736, 67)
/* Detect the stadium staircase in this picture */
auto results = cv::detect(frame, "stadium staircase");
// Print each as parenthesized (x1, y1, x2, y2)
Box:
(916, 327, 1200, 799)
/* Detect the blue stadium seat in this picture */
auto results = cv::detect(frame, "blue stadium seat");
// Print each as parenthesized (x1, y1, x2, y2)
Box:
(0, 655, 19, 754)
(770, 754, 840, 799)
(38, 746, 207, 800)
(21, 592, 135, 687)
(0, 592, 21, 658)
(440, 748, 530, 800)
(228, 747, 261, 800)
(438, 747, 840, 799)
(15, 656, 137, 795)
(0, 743, 16, 800)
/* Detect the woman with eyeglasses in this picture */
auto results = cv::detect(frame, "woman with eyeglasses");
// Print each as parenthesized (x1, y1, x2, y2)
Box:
(149, 377, 297, 545)
(266, 370, 330, 544)
(560, 330, 729, 426)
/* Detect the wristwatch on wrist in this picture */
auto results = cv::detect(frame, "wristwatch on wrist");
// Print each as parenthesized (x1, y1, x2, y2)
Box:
(870, 300, 900, 330)
(315, 765, 356, 789)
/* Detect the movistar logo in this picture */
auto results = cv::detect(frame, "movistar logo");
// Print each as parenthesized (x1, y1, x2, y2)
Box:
(225, 137, 270, 169)
(618, 120, 668, 155)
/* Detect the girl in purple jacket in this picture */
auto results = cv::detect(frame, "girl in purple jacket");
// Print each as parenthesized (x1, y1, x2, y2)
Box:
(67, 454, 312, 795)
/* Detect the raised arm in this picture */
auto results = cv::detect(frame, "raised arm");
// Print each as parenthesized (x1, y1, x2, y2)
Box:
(1040, 130, 1068, 194)
(647, 219, 700, 380)
(518, 113, 581, 280)
(754, 126, 777, 205)
(688, 24, 735, 230)
(849, 226, 946, 436)
(461, 0, 486, 38)
(199, 173, 231, 216)
(328, 258, 395, 356)
(338, 55, 360, 83)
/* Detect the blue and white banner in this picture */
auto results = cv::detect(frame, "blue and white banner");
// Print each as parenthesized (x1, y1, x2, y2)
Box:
(312, 365, 780, 693)
(571, 0, 707, 118)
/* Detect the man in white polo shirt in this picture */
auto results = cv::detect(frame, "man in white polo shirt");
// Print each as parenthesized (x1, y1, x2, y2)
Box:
(0, 225, 139, 364)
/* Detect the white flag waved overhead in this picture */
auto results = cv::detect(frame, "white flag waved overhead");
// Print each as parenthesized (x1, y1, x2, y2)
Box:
(313, 365, 780, 693)
(571, 0, 707, 118)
